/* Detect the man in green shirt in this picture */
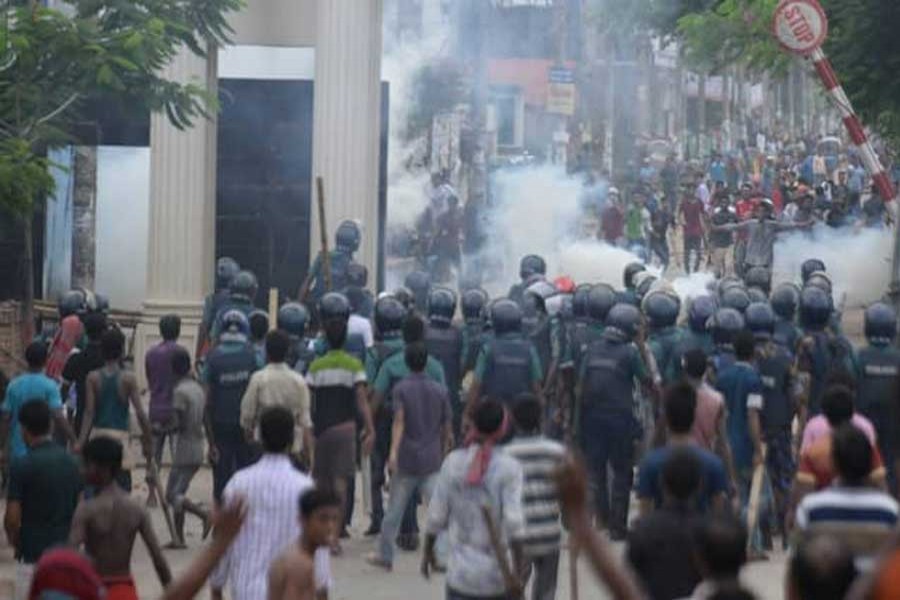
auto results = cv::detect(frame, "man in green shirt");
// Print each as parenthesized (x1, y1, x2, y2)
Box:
(4, 400, 82, 600)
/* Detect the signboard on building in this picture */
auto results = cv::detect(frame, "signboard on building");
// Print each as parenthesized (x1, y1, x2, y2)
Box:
(547, 67, 575, 116)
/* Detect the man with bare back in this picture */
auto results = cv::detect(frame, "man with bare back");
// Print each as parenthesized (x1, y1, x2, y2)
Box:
(267, 488, 341, 600)
(69, 436, 172, 600)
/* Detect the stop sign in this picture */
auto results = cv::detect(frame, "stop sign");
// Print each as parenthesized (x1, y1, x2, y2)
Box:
(772, 0, 828, 55)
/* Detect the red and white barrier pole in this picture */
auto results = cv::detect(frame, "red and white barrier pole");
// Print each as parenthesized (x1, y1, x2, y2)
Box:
(809, 47, 896, 202)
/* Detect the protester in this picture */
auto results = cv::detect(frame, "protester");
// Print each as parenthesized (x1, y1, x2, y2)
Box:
(682, 349, 735, 479)
(248, 310, 269, 365)
(240, 329, 313, 457)
(211, 406, 332, 600)
(166, 346, 210, 547)
(70, 437, 172, 600)
(636, 381, 729, 515)
(423, 400, 525, 600)
(795, 424, 899, 568)
(687, 515, 749, 600)
(306, 315, 375, 554)
(62, 312, 108, 436)
(505, 395, 567, 600)
(144, 314, 183, 467)
(628, 448, 705, 600)
(79, 329, 153, 493)
(5, 401, 82, 600)
(1, 341, 77, 470)
(268, 489, 343, 600)
(367, 342, 451, 571)
(786, 534, 857, 600)
(678, 189, 706, 274)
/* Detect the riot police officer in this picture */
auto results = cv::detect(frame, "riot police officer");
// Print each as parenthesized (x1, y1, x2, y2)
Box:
(424, 287, 464, 435)
(466, 299, 544, 411)
(312, 292, 367, 361)
(744, 266, 772, 296)
(460, 288, 490, 378)
(721, 286, 751, 315)
(300, 220, 362, 306)
(745, 301, 796, 538)
(618, 262, 647, 306)
(800, 258, 826, 286)
(795, 286, 855, 419)
(277, 302, 316, 375)
(197, 257, 240, 357)
(46, 289, 89, 381)
(576, 303, 653, 540)
(509, 254, 547, 305)
(633, 272, 658, 306)
(680, 295, 718, 357)
(405, 270, 432, 315)
(522, 280, 558, 384)
(643, 289, 684, 383)
(856, 302, 900, 493)
(770, 283, 801, 351)
(210, 270, 258, 344)
(346, 262, 374, 319)
(204, 310, 259, 502)
(707, 307, 746, 381)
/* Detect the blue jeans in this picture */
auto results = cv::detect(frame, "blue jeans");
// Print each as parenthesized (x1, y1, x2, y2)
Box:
(378, 473, 437, 565)
(212, 423, 257, 503)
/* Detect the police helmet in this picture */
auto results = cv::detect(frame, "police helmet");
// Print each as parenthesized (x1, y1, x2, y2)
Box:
(745, 302, 776, 341)
(770, 283, 800, 321)
(587, 284, 617, 323)
(623, 262, 647, 290)
(709, 308, 745, 346)
(801, 258, 826, 284)
(93, 293, 110, 315)
(804, 271, 833, 295)
(688, 295, 718, 333)
(59, 289, 86, 318)
(220, 309, 250, 338)
(642, 290, 681, 329)
(229, 270, 258, 302)
(744, 267, 772, 295)
(798, 286, 833, 330)
(864, 302, 897, 345)
(319, 292, 351, 322)
(427, 287, 457, 325)
(375, 296, 406, 337)
(526, 279, 558, 302)
(519, 255, 547, 281)
(633, 272, 658, 303)
(346, 262, 368, 288)
(461, 288, 489, 322)
(720, 286, 751, 315)
(717, 276, 745, 299)
(216, 257, 240, 290)
(277, 302, 310, 337)
(335, 220, 361, 252)
(573, 284, 593, 319)
(393, 286, 415, 311)
(606, 303, 642, 341)
(490, 299, 523, 336)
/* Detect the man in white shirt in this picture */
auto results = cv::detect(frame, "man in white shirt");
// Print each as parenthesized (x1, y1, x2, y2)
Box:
(211, 406, 331, 600)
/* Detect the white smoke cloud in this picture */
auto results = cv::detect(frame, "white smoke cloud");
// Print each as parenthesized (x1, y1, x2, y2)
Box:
(773, 224, 894, 309)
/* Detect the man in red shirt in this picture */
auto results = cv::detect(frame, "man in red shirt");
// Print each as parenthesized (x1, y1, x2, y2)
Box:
(733, 184, 758, 277)
(678, 190, 706, 274)
(600, 188, 625, 245)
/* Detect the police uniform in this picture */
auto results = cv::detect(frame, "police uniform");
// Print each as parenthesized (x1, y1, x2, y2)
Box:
(425, 321, 465, 436)
(648, 326, 685, 384)
(474, 333, 543, 407)
(856, 344, 900, 493)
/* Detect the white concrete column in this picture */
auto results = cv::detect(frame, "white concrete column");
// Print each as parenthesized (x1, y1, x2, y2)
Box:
(312, 0, 384, 283)
(136, 47, 217, 381)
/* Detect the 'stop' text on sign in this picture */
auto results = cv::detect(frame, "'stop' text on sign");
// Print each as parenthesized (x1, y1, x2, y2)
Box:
(772, 0, 828, 55)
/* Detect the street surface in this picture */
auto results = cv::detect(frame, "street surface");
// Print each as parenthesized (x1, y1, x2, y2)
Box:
(0, 467, 788, 600)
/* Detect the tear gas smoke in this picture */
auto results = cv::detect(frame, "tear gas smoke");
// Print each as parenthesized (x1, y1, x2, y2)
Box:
(772, 225, 893, 308)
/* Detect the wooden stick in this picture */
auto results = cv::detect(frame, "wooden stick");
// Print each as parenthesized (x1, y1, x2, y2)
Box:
(146, 459, 178, 544)
(480, 504, 522, 598)
(569, 537, 580, 600)
(746, 444, 768, 547)
(268, 288, 279, 331)
(317, 177, 332, 293)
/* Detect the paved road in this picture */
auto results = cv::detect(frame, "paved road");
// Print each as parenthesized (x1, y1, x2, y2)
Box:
(0, 468, 788, 599)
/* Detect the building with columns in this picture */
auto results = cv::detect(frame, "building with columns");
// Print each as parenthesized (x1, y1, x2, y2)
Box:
(39, 1, 386, 380)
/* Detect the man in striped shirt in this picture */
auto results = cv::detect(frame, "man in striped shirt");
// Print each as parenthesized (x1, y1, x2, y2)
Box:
(210, 407, 331, 600)
(796, 424, 899, 570)
(505, 395, 567, 600)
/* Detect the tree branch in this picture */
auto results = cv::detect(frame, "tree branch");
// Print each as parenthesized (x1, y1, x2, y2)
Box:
(22, 92, 79, 138)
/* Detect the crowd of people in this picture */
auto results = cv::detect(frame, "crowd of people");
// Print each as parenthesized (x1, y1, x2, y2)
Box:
(4, 204, 900, 600)
(585, 139, 892, 278)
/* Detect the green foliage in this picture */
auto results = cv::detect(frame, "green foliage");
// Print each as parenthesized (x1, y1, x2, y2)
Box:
(0, 138, 53, 215)
(0, 0, 243, 214)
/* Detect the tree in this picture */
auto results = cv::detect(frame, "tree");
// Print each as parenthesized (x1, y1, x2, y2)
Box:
(0, 0, 242, 331)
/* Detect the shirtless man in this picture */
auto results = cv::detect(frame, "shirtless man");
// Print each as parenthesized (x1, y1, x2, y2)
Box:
(69, 437, 171, 600)
(267, 489, 341, 600)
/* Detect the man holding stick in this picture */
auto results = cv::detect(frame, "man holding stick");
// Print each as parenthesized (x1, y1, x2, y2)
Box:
(423, 400, 526, 600)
